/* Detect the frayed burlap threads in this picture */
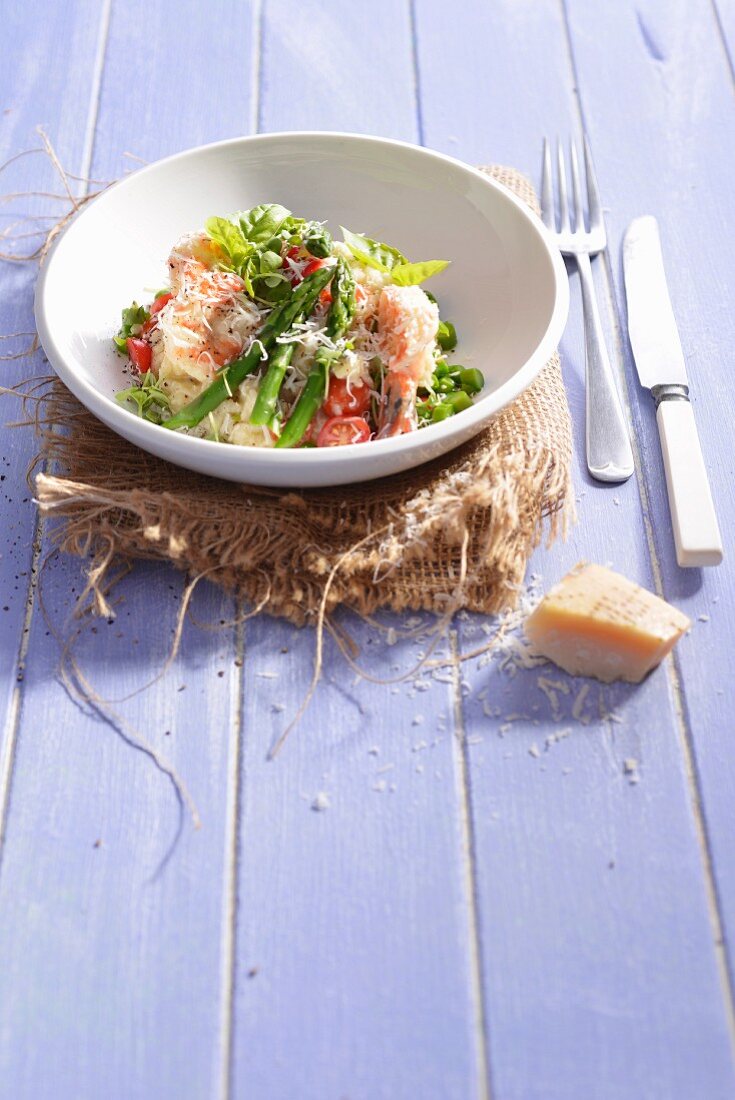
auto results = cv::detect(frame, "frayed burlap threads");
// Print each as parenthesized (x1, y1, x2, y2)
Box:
(33, 166, 574, 624)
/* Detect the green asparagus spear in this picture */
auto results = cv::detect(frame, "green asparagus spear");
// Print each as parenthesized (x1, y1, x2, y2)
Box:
(249, 319, 303, 426)
(276, 260, 356, 449)
(162, 266, 333, 432)
(302, 222, 333, 258)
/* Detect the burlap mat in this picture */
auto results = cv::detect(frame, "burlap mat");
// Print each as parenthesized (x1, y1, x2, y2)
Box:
(35, 166, 574, 625)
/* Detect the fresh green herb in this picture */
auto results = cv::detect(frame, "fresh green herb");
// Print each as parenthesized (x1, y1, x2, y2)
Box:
(340, 227, 407, 272)
(340, 228, 449, 285)
(115, 371, 170, 424)
(206, 204, 293, 302)
(238, 203, 291, 245)
(205, 216, 254, 274)
(113, 301, 150, 353)
(391, 259, 450, 286)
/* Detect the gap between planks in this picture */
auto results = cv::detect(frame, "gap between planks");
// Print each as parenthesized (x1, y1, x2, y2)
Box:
(218, 607, 246, 1100)
(558, 0, 735, 1051)
(408, 0, 426, 146)
(0, 0, 114, 871)
(711, 0, 735, 88)
(450, 631, 492, 1100)
(250, 0, 265, 136)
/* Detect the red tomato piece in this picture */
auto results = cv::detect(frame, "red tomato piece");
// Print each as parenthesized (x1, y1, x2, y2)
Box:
(127, 337, 152, 373)
(301, 258, 327, 279)
(322, 376, 371, 418)
(150, 291, 173, 316)
(297, 258, 333, 305)
(317, 416, 371, 447)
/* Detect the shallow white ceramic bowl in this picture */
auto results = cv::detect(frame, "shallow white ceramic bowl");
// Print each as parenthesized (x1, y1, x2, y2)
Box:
(35, 132, 568, 487)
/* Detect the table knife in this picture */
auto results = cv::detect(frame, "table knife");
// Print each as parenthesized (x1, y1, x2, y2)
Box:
(623, 216, 723, 568)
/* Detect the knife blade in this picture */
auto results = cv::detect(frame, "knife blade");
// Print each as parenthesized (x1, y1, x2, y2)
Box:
(623, 216, 723, 567)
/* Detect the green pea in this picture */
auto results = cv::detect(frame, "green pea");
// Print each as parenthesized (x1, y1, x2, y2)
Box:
(445, 390, 473, 413)
(431, 402, 455, 423)
(459, 368, 484, 395)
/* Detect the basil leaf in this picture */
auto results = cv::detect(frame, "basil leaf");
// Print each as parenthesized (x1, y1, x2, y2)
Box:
(391, 259, 450, 286)
(113, 301, 150, 353)
(205, 216, 253, 273)
(238, 203, 291, 245)
(340, 227, 407, 271)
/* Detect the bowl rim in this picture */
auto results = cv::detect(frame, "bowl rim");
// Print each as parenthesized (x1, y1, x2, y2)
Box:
(35, 130, 569, 470)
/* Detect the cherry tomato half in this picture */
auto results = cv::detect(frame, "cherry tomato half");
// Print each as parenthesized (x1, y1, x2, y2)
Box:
(322, 376, 371, 418)
(316, 416, 371, 447)
(150, 291, 173, 316)
(127, 337, 152, 373)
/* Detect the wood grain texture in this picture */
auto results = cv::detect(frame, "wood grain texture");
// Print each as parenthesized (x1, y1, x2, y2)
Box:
(414, 0, 735, 1095)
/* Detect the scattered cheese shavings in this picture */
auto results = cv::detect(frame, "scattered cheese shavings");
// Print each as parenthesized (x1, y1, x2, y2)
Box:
(571, 684, 592, 725)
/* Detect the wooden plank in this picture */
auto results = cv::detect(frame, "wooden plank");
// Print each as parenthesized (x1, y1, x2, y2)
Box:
(232, 617, 481, 1099)
(414, 0, 735, 1096)
(564, 0, 735, 1028)
(259, 0, 418, 139)
(229, 4, 483, 1096)
(0, 2, 257, 1096)
(0, 0, 107, 830)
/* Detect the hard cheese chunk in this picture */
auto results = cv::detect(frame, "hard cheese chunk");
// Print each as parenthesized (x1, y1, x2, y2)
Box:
(524, 563, 691, 683)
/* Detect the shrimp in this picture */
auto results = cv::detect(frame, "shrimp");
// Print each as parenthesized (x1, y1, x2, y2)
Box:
(152, 234, 261, 387)
(376, 284, 439, 438)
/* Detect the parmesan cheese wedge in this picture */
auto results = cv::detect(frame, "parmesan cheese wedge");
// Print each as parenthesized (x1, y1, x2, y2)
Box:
(524, 563, 690, 683)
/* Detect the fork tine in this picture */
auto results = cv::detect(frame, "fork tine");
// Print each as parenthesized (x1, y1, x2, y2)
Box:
(583, 133, 603, 230)
(540, 138, 554, 229)
(570, 139, 585, 233)
(556, 138, 570, 232)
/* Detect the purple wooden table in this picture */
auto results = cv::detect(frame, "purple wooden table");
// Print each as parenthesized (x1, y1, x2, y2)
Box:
(1, 2, 734, 1097)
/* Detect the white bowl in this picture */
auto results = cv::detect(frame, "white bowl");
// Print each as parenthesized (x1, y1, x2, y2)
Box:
(35, 132, 568, 488)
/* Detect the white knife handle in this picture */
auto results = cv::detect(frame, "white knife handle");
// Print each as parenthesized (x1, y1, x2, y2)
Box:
(654, 386, 723, 567)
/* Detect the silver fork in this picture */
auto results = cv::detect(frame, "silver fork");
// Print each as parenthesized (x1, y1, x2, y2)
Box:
(541, 137, 634, 482)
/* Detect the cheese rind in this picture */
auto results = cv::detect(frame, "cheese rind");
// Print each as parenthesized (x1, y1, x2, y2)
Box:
(524, 563, 691, 683)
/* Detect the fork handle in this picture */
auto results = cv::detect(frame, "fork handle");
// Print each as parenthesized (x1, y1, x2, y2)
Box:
(576, 253, 634, 482)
